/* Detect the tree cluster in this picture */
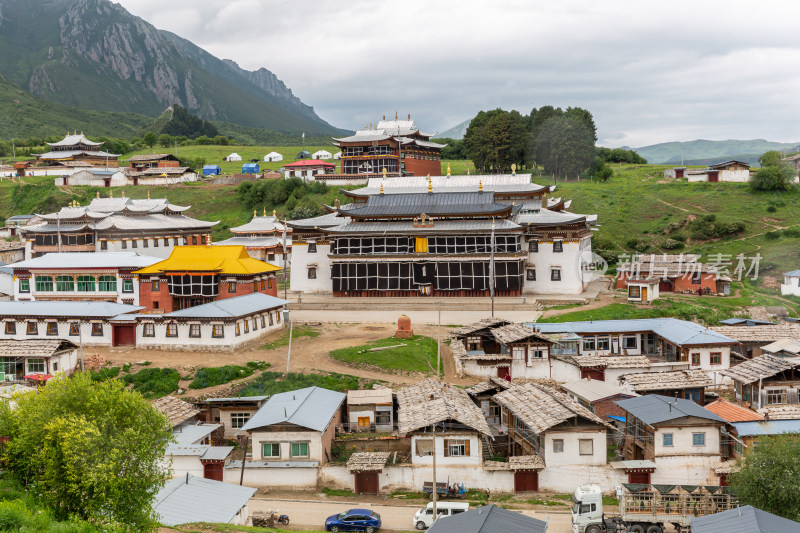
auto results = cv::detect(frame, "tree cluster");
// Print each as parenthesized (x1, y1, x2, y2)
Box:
(462, 106, 600, 179)
(0, 373, 173, 531)
(238, 177, 333, 219)
(596, 146, 647, 164)
(750, 150, 795, 191)
(160, 105, 219, 139)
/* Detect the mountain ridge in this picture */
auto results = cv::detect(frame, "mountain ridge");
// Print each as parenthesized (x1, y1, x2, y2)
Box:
(633, 138, 800, 165)
(0, 0, 344, 135)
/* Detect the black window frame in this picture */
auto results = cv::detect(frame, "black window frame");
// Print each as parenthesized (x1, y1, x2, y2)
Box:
(553, 240, 563, 253)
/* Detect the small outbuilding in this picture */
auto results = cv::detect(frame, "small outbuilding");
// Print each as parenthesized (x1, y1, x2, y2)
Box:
(312, 150, 332, 160)
(346, 388, 394, 432)
(781, 267, 800, 297)
(427, 504, 549, 533)
(264, 151, 283, 162)
(691, 505, 800, 533)
(242, 163, 260, 174)
(203, 165, 221, 176)
(296, 150, 311, 159)
(225, 153, 242, 162)
(626, 278, 659, 303)
(153, 475, 257, 527)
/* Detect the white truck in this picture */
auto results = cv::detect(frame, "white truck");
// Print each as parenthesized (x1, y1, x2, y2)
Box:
(570, 483, 738, 533)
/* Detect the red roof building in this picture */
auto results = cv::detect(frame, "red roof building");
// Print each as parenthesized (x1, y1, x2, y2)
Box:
(283, 159, 336, 180)
(705, 398, 763, 422)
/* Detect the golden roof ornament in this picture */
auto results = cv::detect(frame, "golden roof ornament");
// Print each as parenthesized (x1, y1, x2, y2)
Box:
(380, 183, 384, 195)
(96, 191, 100, 198)
(427, 174, 432, 193)
(254, 209, 257, 217)
(382, 167, 387, 178)
(511, 163, 517, 176)
(479, 180, 483, 192)
(395, 111, 398, 120)
(272, 209, 276, 217)
(147, 190, 150, 199)
(446, 163, 451, 177)
(110, 190, 113, 198)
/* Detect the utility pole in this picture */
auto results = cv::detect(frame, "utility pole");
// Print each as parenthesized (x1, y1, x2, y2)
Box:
(431, 422, 437, 521)
(490, 218, 496, 318)
(437, 302, 442, 377)
(285, 317, 294, 374)
(79, 320, 84, 371)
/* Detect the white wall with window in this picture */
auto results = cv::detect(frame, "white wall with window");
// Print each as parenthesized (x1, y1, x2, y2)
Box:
(249, 429, 324, 463)
(14, 270, 145, 305)
(653, 425, 721, 457)
(523, 236, 591, 295)
(543, 430, 607, 467)
(410, 434, 482, 466)
(135, 309, 283, 352)
(290, 241, 332, 293)
(0, 318, 113, 346)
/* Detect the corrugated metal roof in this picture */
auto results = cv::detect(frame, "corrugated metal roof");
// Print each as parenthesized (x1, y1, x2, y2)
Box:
(561, 379, 637, 402)
(0, 301, 141, 318)
(690, 505, 800, 533)
(213, 236, 283, 248)
(173, 424, 220, 446)
(286, 212, 349, 229)
(327, 219, 521, 234)
(164, 292, 288, 319)
(241, 386, 345, 432)
(339, 192, 510, 218)
(204, 395, 268, 403)
(732, 419, 800, 437)
(200, 446, 234, 460)
(610, 460, 657, 470)
(153, 475, 256, 526)
(347, 389, 393, 405)
(533, 318, 738, 347)
(11, 252, 160, 270)
(427, 504, 548, 533)
(616, 394, 725, 426)
(516, 209, 587, 225)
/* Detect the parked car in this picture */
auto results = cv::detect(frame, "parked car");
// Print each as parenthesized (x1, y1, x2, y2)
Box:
(413, 501, 470, 529)
(324, 508, 382, 532)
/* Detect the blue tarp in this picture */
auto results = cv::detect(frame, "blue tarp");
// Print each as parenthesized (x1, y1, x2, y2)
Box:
(202, 165, 221, 176)
(242, 163, 259, 173)
(608, 415, 626, 422)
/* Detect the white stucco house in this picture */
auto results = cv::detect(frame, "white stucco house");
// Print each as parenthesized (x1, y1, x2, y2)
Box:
(781, 268, 800, 296)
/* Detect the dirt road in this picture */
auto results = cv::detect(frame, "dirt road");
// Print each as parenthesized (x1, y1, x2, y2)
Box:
(250, 497, 573, 532)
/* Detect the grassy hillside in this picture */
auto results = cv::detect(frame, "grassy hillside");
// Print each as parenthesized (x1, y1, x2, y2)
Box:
(0, 75, 153, 139)
(633, 139, 800, 164)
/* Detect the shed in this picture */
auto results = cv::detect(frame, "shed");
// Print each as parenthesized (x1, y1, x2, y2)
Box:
(561, 378, 638, 419)
(346, 388, 394, 432)
(264, 151, 283, 162)
(242, 163, 260, 174)
(626, 278, 659, 302)
(690, 505, 800, 533)
(312, 150, 332, 160)
(153, 475, 256, 526)
(203, 165, 221, 176)
(296, 150, 311, 159)
(427, 504, 548, 533)
(225, 153, 242, 162)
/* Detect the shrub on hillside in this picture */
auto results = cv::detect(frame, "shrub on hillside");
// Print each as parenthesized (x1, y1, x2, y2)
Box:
(122, 368, 179, 399)
(689, 214, 745, 240)
(750, 165, 794, 191)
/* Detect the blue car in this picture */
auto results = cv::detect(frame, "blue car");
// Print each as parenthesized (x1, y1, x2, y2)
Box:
(324, 508, 382, 532)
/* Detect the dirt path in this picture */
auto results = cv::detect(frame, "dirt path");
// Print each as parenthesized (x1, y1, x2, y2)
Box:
(93, 322, 477, 396)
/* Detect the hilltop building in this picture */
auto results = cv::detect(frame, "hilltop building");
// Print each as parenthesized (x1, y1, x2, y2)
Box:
(21, 193, 217, 259)
(134, 245, 281, 313)
(288, 174, 597, 297)
(317, 115, 445, 185)
(34, 133, 120, 168)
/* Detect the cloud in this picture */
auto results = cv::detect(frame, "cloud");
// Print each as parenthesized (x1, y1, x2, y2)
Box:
(117, 0, 800, 146)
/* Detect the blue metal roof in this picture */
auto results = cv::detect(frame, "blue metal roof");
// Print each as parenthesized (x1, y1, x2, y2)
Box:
(532, 318, 737, 346)
(608, 415, 626, 422)
(732, 419, 800, 437)
(241, 386, 345, 432)
(616, 394, 726, 426)
(784, 269, 800, 277)
(691, 505, 800, 533)
(164, 293, 288, 319)
(153, 475, 256, 526)
(203, 165, 221, 170)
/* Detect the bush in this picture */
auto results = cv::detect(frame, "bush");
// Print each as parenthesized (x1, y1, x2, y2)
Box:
(188, 362, 269, 389)
(238, 371, 370, 397)
(750, 165, 795, 191)
(783, 228, 800, 238)
(88, 366, 120, 382)
(122, 368, 180, 399)
(688, 216, 745, 240)
(662, 238, 684, 250)
(765, 231, 781, 240)
(767, 205, 777, 213)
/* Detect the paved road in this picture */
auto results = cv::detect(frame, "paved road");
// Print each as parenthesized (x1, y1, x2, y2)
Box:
(250, 498, 573, 532)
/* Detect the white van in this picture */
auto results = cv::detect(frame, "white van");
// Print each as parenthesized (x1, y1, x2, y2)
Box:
(413, 502, 470, 530)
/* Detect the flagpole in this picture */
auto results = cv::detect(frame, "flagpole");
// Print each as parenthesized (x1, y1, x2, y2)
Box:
(490, 217, 495, 317)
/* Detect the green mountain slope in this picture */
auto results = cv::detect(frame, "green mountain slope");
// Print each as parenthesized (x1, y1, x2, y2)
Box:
(633, 139, 800, 165)
(0, 74, 152, 138)
(0, 0, 344, 135)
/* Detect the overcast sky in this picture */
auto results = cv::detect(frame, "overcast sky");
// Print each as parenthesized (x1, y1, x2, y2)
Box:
(116, 0, 800, 147)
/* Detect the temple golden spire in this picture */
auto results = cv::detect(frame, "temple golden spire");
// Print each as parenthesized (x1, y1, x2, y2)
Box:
(427, 174, 432, 193)
(96, 191, 100, 198)
(254, 209, 257, 217)
(382, 167, 387, 178)
(479, 180, 483, 192)
(446, 163, 451, 177)
(147, 190, 151, 200)
(395, 111, 398, 120)
(380, 183, 384, 195)
(272, 209, 276, 217)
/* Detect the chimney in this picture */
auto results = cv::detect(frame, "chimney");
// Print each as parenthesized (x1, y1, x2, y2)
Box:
(185, 472, 189, 484)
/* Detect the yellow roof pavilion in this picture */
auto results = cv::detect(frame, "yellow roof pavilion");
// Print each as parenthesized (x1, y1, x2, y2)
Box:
(134, 245, 281, 275)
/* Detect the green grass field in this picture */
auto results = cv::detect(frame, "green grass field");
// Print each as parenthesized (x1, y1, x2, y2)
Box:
(236, 371, 377, 397)
(329, 335, 441, 375)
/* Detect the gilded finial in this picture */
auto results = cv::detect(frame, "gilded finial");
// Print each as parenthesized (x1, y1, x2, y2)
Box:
(479, 180, 483, 192)
(380, 183, 384, 195)
(446, 163, 451, 177)
(395, 111, 398, 120)
(427, 174, 432, 193)
(110, 190, 113, 198)
(511, 163, 517, 176)
(254, 209, 257, 217)
(96, 191, 100, 198)
(147, 190, 150, 200)
(272, 209, 276, 217)
(382, 167, 387, 178)
(121, 190, 125, 198)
